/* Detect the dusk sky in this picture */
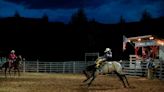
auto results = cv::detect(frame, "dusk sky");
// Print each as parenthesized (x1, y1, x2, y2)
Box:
(0, 0, 163, 24)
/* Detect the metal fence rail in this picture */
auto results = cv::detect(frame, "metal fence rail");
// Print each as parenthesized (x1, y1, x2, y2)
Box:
(1, 60, 164, 80)
(121, 61, 148, 76)
(23, 61, 95, 73)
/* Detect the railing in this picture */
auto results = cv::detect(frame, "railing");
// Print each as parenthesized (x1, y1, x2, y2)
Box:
(23, 61, 94, 73)
(1, 60, 164, 80)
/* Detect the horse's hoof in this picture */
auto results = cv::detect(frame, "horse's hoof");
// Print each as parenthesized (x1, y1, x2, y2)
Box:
(83, 80, 86, 83)
(129, 85, 135, 89)
(87, 84, 91, 87)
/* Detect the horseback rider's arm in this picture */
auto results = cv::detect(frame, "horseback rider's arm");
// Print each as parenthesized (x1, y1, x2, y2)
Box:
(103, 52, 112, 60)
(106, 52, 112, 58)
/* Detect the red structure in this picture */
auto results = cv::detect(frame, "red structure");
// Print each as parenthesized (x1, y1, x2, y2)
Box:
(127, 35, 164, 61)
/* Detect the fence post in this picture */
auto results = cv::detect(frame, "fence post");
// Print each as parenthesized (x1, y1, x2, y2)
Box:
(44, 62, 46, 73)
(73, 62, 75, 73)
(63, 62, 65, 73)
(23, 60, 26, 73)
(134, 61, 136, 76)
(37, 60, 39, 73)
(50, 62, 51, 73)
(159, 60, 162, 79)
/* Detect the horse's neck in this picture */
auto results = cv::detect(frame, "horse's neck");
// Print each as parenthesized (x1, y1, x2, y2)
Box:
(14, 61, 20, 66)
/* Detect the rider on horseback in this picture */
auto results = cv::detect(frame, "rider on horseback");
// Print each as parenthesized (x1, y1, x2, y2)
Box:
(95, 48, 112, 68)
(8, 50, 17, 67)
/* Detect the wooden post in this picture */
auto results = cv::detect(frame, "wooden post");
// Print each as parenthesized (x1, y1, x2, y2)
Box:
(147, 68, 151, 79)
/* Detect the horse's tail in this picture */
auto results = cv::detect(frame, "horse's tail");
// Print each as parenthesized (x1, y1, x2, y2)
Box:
(83, 70, 87, 75)
(116, 60, 125, 72)
(0, 63, 4, 70)
(1, 62, 7, 69)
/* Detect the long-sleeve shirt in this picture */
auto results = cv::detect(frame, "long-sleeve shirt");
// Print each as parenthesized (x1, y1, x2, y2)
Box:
(102, 52, 112, 61)
(9, 53, 17, 60)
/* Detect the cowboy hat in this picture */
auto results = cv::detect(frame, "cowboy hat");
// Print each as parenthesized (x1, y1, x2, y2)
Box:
(104, 48, 111, 52)
(11, 50, 15, 53)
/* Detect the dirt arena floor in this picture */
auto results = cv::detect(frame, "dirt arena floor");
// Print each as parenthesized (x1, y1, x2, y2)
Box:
(0, 73, 164, 92)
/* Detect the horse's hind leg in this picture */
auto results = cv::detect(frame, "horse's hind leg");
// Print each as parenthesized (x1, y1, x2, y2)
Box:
(14, 68, 20, 77)
(114, 71, 126, 88)
(16, 68, 20, 76)
(122, 74, 130, 87)
(4, 68, 7, 78)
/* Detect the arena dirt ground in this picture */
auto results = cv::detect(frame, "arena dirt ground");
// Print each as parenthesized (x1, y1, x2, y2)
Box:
(0, 73, 164, 92)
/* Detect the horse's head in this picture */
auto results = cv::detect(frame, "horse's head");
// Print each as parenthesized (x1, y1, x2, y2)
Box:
(13, 56, 23, 67)
(95, 57, 101, 62)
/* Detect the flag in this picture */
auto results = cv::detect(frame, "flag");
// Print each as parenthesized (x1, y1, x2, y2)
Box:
(123, 35, 129, 51)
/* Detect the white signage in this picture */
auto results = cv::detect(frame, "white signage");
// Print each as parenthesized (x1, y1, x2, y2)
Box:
(135, 40, 156, 47)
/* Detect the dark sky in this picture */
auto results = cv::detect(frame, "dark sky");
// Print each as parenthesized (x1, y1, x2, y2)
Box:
(0, 0, 163, 23)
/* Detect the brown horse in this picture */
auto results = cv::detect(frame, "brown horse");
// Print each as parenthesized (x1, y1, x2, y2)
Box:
(1, 56, 22, 78)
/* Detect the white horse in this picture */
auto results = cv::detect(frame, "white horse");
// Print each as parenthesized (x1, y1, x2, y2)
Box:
(83, 61, 130, 87)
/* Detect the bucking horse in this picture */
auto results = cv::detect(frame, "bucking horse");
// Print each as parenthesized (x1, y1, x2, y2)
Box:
(83, 60, 130, 88)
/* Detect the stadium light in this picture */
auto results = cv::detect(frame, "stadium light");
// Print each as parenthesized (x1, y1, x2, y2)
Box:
(138, 38, 141, 41)
(149, 37, 154, 40)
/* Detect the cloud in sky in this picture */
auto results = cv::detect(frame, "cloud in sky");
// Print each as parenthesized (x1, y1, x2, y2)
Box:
(0, 0, 163, 23)
(86, 0, 163, 23)
(4, 0, 109, 9)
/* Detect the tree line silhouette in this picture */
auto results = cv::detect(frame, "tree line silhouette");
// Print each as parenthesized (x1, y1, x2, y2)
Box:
(0, 9, 163, 61)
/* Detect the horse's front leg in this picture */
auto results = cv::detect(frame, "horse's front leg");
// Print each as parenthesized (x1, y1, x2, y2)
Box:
(17, 68, 20, 76)
(83, 70, 91, 82)
(83, 77, 90, 83)
(14, 68, 16, 76)
(87, 72, 96, 87)
(9, 68, 11, 78)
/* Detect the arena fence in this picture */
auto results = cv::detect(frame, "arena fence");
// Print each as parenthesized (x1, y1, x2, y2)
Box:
(1, 59, 164, 80)
(22, 61, 94, 73)
(21, 60, 164, 80)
